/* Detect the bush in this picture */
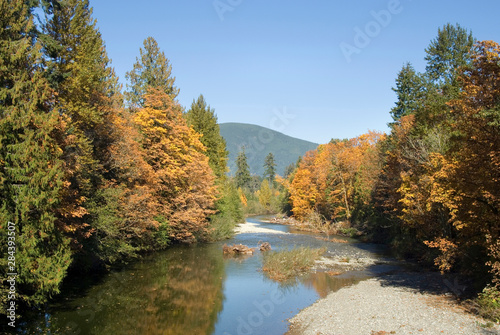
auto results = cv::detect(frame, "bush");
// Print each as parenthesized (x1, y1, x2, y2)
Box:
(206, 214, 237, 241)
(474, 286, 500, 323)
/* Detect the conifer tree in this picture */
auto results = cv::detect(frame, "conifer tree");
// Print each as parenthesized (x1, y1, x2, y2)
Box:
(235, 148, 251, 190)
(425, 23, 475, 93)
(390, 63, 426, 123)
(42, 0, 121, 254)
(263, 152, 277, 184)
(185, 94, 228, 180)
(0, 0, 71, 307)
(125, 36, 179, 108)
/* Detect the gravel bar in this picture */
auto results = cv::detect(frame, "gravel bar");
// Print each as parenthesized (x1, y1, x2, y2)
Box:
(288, 271, 500, 335)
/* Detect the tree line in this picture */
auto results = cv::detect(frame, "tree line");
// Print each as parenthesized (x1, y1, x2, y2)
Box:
(284, 24, 500, 312)
(0, 0, 245, 312)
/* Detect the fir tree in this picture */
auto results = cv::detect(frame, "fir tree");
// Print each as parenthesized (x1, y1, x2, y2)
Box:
(185, 94, 228, 180)
(125, 36, 179, 108)
(235, 148, 251, 190)
(425, 23, 475, 94)
(0, 0, 71, 308)
(263, 152, 277, 184)
(42, 0, 125, 264)
(390, 63, 426, 123)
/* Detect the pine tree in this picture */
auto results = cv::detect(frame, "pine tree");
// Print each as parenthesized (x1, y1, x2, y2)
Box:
(235, 148, 251, 190)
(185, 94, 228, 180)
(125, 36, 179, 108)
(263, 152, 277, 184)
(0, 0, 71, 308)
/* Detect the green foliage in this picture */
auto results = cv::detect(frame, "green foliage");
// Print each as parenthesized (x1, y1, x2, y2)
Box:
(263, 152, 277, 184)
(424, 23, 475, 90)
(257, 179, 272, 209)
(0, 0, 72, 308)
(125, 36, 179, 108)
(185, 94, 229, 180)
(206, 214, 237, 241)
(216, 180, 244, 223)
(390, 63, 427, 123)
(235, 148, 251, 190)
(474, 286, 500, 323)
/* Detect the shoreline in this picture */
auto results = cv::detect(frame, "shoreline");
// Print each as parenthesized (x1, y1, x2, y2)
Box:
(236, 217, 500, 334)
(287, 271, 500, 335)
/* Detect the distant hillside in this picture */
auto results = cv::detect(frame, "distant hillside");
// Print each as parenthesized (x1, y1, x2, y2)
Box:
(219, 122, 319, 177)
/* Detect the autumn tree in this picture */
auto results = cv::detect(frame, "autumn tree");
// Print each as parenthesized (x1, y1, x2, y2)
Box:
(427, 41, 500, 282)
(0, 0, 71, 308)
(40, 0, 124, 258)
(134, 88, 216, 242)
(289, 133, 384, 223)
(125, 36, 179, 108)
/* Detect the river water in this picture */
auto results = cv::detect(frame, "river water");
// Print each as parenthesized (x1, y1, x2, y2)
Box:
(19, 216, 396, 335)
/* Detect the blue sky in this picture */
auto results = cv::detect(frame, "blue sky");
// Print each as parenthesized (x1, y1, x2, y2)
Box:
(91, 0, 500, 144)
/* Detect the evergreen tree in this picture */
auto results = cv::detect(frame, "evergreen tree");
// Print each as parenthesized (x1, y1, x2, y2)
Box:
(390, 63, 426, 123)
(125, 36, 179, 108)
(185, 94, 228, 180)
(42, 0, 125, 263)
(425, 23, 475, 94)
(263, 152, 277, 184)
(0, 0, 71, 308)
(235, 148, 251, 190)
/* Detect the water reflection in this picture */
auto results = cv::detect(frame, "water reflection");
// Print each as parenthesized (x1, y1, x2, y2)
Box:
(21, 244, 225, 335)
(20, 217, 391, 335)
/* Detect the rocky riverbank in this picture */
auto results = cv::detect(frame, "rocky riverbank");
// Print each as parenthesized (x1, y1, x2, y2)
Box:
(287, 271, 500, 335)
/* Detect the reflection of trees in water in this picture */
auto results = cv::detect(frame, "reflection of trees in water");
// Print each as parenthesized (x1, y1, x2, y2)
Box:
(301, 272, 362, 299)
(21, 244, 225, 335)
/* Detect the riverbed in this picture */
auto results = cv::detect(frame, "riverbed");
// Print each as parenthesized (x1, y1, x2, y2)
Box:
(19, 216, 397, 335)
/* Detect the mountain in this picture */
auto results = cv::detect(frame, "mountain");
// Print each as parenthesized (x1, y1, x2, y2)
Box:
(219, 122, 319, 177)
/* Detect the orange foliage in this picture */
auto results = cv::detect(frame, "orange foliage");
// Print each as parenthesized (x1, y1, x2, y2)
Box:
(428, 41, 500, 280)
(289, 131, 385, 222)
(134, 88, 217, 242)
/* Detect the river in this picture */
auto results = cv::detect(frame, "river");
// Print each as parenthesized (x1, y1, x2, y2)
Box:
(18, 216, 397, 335)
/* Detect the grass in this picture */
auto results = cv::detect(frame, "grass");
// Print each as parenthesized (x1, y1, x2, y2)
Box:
(472, 286, 500, 324)
(261, 246, 327, 282)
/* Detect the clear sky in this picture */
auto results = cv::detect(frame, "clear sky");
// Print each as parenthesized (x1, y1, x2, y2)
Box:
(90, 0, 500, 144)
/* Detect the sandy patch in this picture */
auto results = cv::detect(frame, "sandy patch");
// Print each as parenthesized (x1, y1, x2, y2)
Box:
(234, 221, 290, 235)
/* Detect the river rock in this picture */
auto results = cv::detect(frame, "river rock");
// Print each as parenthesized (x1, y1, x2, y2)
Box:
(259, 242, 272, 251)
(222, 244, 255, 255)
